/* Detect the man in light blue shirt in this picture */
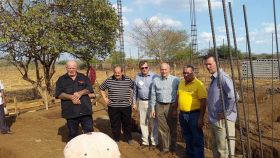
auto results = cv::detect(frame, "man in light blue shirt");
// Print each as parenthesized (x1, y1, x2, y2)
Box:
(132, 60, 158, 149)
(205, 54, 237, 158)
(150, 63, 180, 156)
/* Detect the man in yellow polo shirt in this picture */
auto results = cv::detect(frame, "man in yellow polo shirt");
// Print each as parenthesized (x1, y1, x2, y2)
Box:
(173, 65, 207, 158)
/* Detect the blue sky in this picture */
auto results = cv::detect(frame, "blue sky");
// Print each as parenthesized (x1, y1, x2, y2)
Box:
(110, 0, 280, 58)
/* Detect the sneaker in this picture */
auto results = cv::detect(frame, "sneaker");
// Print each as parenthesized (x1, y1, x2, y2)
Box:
(127, 139, 133, 145)
(138, 144, 149, 150)
(1, 130, 13, 134)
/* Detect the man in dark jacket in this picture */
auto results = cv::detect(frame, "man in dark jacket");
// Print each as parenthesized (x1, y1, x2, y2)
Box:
(55, 60, 94, 140)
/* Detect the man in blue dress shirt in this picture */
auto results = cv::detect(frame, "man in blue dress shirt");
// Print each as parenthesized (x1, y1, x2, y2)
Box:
(132, 60, 158, 149)
(150, 63, 180, 156)
(204, 54, 237, 158)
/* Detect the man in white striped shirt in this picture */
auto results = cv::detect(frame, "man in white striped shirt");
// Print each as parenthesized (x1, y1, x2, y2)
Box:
(99, 65, 135, 144)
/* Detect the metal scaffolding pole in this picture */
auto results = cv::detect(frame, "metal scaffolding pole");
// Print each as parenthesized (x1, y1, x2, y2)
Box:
(117, 0, 125, 71)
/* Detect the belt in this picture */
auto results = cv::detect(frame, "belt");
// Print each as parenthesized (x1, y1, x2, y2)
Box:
(139, 98, 149, 101)
(158, 102, 172, 105)
(180, 109, 200, 114)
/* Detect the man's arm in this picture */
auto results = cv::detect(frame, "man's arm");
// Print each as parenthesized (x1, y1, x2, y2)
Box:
(1, 89, 6, 106)
(198, 98, 207, 128)
(150, 80, 157, 118)
(172, 95, 179, 117)
(132, 76, 138, 110)
(100, 90, 109, 105)
(73, 89, 90, 99)
(223, 76, 236, 116)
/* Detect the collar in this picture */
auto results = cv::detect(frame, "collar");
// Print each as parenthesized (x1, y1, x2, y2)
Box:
(161, 75, 169, 80)
(185, 77, 196, 85)
(211, 68, 224, 79)
(63, 72, 81, 79)
(112, 75, 125, 80)
(138, 72, 151, 77)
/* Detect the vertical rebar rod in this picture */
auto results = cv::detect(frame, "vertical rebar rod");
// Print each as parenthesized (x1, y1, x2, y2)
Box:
(208, 0, 232, 157)
(243, 5, 264, 158)
(222, 1, 245, 157)
(228, 2, 251, 157)
(271, 33, 274, 158)
(273, 0, 280, 80)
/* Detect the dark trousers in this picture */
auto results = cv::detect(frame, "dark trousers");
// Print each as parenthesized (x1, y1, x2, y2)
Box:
(0, 104, 9, 132)
(66, 115, 93, 140)
(108, 106, 132, 141)
(179, 111, 204, 158)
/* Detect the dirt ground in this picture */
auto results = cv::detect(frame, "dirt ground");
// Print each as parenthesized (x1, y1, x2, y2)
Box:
(0, 102, 214, 158)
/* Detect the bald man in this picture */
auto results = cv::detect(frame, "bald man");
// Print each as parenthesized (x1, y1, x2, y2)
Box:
(150, 63, 180, 156)
(55, 60, 94, 140)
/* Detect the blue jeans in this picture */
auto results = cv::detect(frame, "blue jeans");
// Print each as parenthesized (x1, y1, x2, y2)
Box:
(66, 115, 93, 140)
(179, 111, 204, 158)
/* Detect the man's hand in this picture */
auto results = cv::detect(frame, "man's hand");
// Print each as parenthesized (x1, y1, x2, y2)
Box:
(104, 97, 110, 105)
(151, 111, 156, 118)
(172, 110, 177, 118)
(71, 94, 81, 105)
(73, 92, 82, 100)
(198, 117, 204, 128)
(132, 104, 137, 111)
(217, 113, 225, 120)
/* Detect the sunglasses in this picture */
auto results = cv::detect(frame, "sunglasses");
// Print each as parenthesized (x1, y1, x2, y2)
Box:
(141, 67, 149, 70)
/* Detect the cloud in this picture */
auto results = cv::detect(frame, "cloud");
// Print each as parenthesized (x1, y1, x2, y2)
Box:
(134, 0, 222, 12)
(200, 32, 212, 42)
(262, 23, 280, 33)
(135, 0, 163, 5)
(123, 17, 130, 26)
(112, 4, 133, 13)
(133, 16, 183, 28)
(262, 23, 274, 33)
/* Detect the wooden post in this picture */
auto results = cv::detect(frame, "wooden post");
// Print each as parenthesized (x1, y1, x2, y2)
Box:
(44, 90, 49, 110)
(13, 96, 18, 116)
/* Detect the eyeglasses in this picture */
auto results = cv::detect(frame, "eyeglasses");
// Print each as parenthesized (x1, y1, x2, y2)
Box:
(141, 67, 149, 70)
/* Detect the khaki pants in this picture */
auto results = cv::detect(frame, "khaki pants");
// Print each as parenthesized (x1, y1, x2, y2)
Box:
(210, 119, 235, 158)
(155, 102, 177, 151)
(138, 100, 158, 145)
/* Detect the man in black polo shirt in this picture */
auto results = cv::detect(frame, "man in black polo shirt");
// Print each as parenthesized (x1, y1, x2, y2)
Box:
(55, 60, 94, 140)
(99, 65, 134, 144)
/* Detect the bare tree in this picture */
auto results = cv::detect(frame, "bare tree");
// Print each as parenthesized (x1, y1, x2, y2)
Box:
(131, 19, 189, 63)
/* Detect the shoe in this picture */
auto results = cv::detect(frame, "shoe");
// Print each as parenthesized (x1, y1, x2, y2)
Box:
(127, 139, 133, 145)
(150, 145, 158, 150)
(138, 144, 149, 150)
(1, 130, 13, 134)
(158, 151, 170, 157)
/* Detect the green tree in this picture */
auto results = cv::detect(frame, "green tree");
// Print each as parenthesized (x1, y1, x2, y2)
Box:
(208, 45, 243, 59)
(105, 51, 125, 65)
(0, 0, 118, 108)
(56, 0, 119, 74)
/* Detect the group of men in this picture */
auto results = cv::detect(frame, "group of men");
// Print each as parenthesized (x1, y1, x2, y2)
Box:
(55, 53, 238, 158)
